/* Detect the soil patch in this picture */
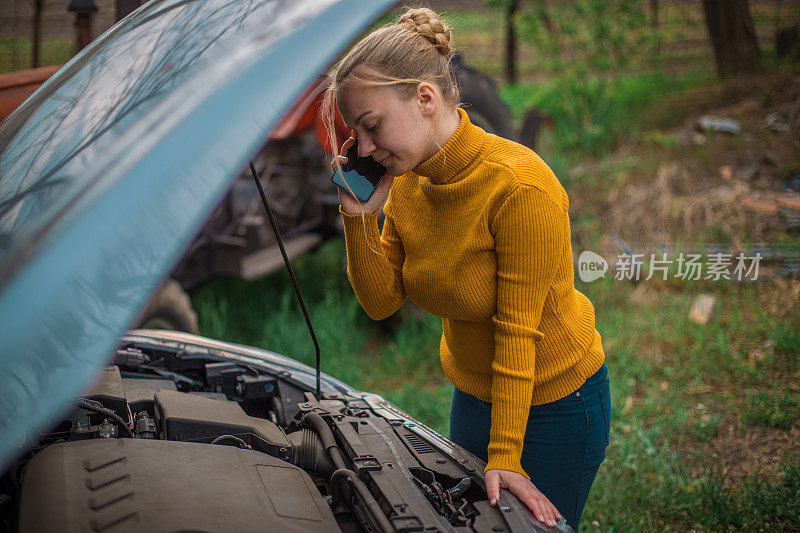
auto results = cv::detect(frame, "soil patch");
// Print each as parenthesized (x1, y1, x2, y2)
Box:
(683, 421, 800, 488)
(571, 68, 800, 259)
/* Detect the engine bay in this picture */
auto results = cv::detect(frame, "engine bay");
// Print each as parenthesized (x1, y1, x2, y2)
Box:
(0, 334, 557, 532)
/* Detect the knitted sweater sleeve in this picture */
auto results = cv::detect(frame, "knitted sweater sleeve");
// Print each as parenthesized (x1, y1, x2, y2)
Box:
(487, 185, 568, 478)
(340, 203, 407, 320)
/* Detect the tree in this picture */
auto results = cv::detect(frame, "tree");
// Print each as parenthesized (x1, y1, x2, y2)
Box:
(701, 0, 761, 77)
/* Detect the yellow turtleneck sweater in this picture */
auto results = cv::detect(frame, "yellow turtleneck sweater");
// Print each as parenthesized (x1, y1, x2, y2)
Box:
(340, 107, 605, 478)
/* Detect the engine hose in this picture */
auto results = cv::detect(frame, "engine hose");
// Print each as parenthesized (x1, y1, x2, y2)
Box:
(302, 412, 394, 532)
(331, 468, 394, 533)
(287, 428, 335, 476)
(302, 412, 346, 470)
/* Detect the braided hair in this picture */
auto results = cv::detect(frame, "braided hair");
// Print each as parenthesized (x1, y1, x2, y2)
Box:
(322, 7, 460, 168)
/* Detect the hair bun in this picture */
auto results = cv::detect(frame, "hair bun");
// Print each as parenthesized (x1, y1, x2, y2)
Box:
(397, 7, 452, 56)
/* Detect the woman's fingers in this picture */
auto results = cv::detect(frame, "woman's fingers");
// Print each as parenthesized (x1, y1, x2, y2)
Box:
(337, 174, 393, 215)
(486, 469, 562, 528)
(485, 470, 500, 504)
(335, 132, 392, 215)
(516, 482, 552, 526)
(331, 133, 355, 170)
(529, 490, 559, 527)
(340, 133, 356, 155)
(525, 487, 560, 527)
(547, 498, 563, 521)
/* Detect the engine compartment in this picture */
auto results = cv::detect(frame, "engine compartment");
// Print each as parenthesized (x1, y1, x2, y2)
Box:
(0, 336, 558, 533)
(18, 438, 336, 533)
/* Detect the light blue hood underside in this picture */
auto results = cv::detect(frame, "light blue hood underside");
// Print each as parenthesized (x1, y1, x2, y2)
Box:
(0, 0, 394, 468)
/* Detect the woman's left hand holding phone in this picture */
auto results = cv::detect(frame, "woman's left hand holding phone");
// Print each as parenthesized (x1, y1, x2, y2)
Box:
(335, 132, 393, 216)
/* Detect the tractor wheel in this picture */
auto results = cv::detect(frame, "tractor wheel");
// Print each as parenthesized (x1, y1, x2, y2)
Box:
(136, 279, 199, 334)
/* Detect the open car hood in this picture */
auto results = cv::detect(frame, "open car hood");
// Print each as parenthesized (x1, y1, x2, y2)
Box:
(0, 0, 394, 468)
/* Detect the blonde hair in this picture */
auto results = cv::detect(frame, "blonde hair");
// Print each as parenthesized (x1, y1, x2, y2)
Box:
(322, 7, 459, 255)
(322, 7, 459, 167)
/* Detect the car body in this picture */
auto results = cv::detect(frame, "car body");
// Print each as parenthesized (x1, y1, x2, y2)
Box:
(0, 0, 567, 531)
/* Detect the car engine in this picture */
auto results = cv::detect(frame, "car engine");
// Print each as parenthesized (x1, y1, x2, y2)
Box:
(0, 335, 563, 533)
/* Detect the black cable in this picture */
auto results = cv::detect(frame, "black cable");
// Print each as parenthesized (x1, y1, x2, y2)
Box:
(331, 468, 394, 533)
(138, 364, 201, 387)
(249, 161, 321, 401)
(75, 398, 134, 438)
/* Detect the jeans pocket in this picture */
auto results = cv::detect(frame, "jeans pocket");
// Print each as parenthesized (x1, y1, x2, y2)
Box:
(598, 384, 611, 446)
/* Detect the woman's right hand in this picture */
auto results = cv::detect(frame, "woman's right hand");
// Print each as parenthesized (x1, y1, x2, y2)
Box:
(485, 469, 562, 528)
(334, 133, 393, 216)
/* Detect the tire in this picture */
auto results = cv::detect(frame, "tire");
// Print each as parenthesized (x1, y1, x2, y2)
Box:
(136, 279, 199, 334)
(452, 54, 515, 139)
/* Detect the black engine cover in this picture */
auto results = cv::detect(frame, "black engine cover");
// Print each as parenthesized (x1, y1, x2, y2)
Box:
(18, 438, 337, 533)
(154, 389, 292, 461)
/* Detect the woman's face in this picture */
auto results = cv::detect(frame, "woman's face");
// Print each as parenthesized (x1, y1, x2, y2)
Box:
(337, 81, 438, 176)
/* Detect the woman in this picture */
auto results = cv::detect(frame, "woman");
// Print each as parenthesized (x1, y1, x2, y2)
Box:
(323, 7, 610, 529)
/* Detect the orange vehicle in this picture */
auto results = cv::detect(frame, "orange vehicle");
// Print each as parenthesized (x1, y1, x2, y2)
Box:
(0, 66, 61, 121)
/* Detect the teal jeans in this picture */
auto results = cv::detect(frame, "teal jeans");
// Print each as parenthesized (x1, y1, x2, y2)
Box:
(449, 364, 610, 528)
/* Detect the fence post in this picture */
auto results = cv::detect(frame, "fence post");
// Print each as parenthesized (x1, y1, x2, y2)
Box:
(505, 0, 518, 85)
(31, 0, 44, 68)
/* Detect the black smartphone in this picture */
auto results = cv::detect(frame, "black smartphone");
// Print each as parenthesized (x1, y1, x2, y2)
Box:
(330, 139, 387, 203)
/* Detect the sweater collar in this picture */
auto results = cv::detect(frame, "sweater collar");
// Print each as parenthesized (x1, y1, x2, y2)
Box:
(412, 107, 490, 185)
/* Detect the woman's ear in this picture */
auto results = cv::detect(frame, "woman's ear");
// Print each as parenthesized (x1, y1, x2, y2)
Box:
(417, 82, 438, 117)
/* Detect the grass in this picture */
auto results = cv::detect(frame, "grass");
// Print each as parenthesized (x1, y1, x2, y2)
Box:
(574, 274, 800, 530)
(691, 458, 800, 530)
(500, 68, 713, 160)
(743, 389, 800, 430)
(773, 320, 800, 360)
(0, 37, 72, 74)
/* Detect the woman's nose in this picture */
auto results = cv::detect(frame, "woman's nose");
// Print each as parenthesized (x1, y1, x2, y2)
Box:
(357, 135, 375, 157)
